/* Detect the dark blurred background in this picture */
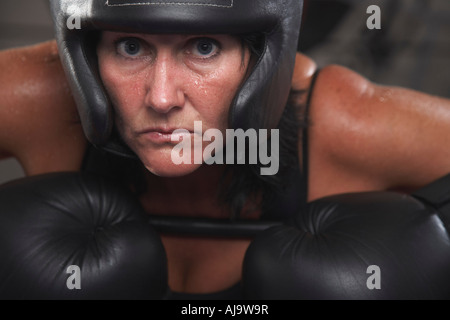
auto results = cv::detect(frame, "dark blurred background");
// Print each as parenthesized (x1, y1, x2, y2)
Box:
(0, 0, 449, 183)
(299, 0, 449, 97)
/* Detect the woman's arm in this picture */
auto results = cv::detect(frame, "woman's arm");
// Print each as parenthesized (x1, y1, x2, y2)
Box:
(307, 64, 450, 201)
(0, 40, 87, 176)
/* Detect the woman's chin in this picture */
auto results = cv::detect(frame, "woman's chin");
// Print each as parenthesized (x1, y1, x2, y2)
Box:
(143, 161, 203, 178)
(133, 144, 211, 177)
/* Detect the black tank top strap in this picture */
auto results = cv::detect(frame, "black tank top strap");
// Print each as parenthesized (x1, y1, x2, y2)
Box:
(261, 68, 321, 220)
(301, 68, 321, 205)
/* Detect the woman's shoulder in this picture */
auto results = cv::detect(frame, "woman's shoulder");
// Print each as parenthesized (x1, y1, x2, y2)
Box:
(0, 40, 78, 124)
(292, 57, 384, 200)
(0, 40, 87, 175)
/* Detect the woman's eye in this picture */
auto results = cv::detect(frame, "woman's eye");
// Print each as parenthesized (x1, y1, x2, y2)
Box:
(116, 38, 142, 57)
(191, 38, 220, 58)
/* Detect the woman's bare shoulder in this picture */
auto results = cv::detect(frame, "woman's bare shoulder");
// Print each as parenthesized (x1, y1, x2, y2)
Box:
(306, 63, 450, 200)
(0, 40, 87, 175)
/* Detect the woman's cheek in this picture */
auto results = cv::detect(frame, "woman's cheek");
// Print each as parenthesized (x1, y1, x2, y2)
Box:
(202, 69, 243, 118)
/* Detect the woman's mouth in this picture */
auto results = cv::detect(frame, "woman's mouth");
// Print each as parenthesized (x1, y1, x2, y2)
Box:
(139, 127, 194, 143)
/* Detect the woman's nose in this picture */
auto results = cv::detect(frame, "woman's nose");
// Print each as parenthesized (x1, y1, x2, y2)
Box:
(144, 56, 185, 113)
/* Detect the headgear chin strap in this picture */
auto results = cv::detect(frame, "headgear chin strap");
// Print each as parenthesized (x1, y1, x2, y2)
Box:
(50, 0, 304, 157)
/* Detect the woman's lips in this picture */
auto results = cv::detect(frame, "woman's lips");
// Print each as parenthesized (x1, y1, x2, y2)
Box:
(139, 128, 194, 143)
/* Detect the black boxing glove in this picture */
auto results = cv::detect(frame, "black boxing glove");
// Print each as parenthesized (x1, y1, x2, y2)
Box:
(242, 174, 450, 300)
(0, 172, 168, 300)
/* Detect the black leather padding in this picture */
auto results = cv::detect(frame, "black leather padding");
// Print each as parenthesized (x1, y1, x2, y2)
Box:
(243, 189, 450, 299)
(0, 172, 168, 300)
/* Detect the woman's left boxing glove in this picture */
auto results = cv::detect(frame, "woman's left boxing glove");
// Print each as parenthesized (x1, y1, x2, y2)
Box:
(0, 172, 168, 300)
(242, 174, 450, 300)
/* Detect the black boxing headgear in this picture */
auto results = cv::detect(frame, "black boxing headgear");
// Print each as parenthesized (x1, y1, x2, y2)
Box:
(50, 0, 303, 157)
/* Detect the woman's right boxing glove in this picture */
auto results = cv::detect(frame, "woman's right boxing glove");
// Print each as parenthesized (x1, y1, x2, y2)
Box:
(0, 172, 168, 300)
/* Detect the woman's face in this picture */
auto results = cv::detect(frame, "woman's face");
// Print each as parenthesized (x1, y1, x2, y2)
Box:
(97, 32, 251, 177)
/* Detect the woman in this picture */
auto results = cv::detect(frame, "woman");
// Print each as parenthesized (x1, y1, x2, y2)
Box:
(1, 0, 450, 298)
